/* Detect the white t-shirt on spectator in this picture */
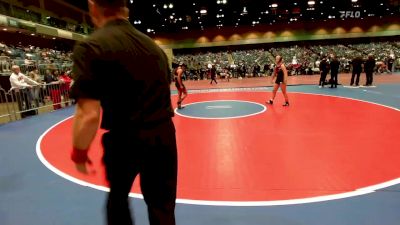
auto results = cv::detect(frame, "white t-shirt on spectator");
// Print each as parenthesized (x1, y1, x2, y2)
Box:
(9, 72, 39, 90)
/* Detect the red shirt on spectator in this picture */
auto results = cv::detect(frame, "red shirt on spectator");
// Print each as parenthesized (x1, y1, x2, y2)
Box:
(60, 73, 72, 92)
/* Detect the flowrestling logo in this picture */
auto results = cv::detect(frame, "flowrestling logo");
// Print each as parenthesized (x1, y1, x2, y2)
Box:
(339, 11, 361, 19)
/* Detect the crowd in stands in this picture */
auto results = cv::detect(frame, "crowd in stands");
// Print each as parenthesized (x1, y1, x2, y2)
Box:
(0, 42, 73, 77)
(174, 41, 400, 80)
(1, 40, 399, 83)
(0, 42, 74, 117)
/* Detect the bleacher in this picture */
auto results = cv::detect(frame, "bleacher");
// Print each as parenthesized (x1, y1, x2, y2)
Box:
(0, 43, 73, 79)
(174, 41, 400, 79)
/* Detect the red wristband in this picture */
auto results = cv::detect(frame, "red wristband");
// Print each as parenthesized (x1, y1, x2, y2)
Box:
(71, 147, 89, 164)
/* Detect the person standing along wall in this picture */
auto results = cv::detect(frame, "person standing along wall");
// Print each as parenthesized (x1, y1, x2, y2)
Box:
(210, 64, 218, 84)
(364, 54, 376, 86)
(9, 65, 39, 118)
(44, 70, 63, 110)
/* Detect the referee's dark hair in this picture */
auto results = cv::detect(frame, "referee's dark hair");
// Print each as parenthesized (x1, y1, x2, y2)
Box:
(92, 0, 127, 8)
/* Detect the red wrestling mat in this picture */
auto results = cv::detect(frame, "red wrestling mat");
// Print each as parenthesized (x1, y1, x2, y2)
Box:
(38, 92, 400, 204)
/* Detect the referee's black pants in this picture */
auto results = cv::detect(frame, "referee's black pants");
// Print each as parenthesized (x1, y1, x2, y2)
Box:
(102, 119, 177, 225)
(350, 71, 361, 86)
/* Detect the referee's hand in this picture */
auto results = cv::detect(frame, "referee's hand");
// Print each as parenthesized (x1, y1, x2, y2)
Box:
(71, 148, 96, 175)
(74, 159, 95, 175)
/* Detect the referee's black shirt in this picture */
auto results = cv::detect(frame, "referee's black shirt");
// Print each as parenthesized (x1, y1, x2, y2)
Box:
(71, 19, 174, 130)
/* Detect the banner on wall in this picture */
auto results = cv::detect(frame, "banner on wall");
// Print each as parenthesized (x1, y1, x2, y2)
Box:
(57, 29, 73, 40)
(72, 33, 86, 41)
(16, 20, 36, 32)
(0, 15, 7, 26)
(36, 24, 58, 36)
(7, 18, 18, 27)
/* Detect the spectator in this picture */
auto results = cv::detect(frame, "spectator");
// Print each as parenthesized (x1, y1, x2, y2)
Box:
(28, 69, 43, 107)
(44, 70, 63, 110)
(9, 65, 39, 117)
(59, 71, 73, 107)
(210, 64, 218, 84)
(387, 56, 395, 74)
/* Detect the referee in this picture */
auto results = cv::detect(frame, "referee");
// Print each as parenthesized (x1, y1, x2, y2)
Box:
(70, 1, 177, 225)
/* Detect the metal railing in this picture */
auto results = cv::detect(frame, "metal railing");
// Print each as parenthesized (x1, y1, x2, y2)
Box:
(0, 83, 73, 124)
